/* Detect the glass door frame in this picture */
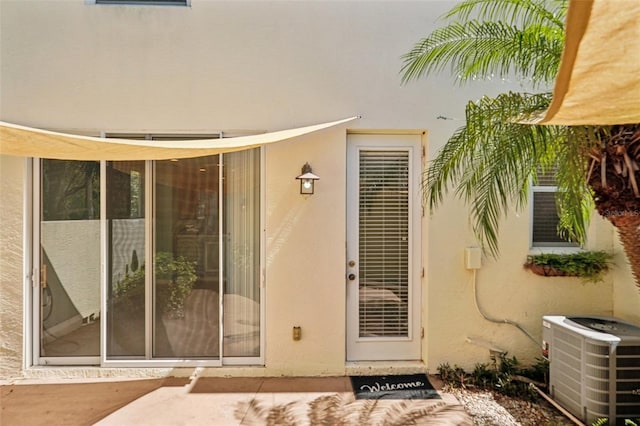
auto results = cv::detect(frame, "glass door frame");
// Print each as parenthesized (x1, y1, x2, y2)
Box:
(29, 150, 266, 368)
(100, 159, 225, 367)
(31, 158, 101, 366)
(346, 132, 424, 362)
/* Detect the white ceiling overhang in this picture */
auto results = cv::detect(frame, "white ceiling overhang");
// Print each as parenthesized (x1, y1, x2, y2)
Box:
(0, 116, 359, 161)
(533, 0, 640, 125)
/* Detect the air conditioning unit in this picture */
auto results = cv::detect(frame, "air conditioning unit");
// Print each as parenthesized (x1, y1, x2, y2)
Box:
(542, 316, 640, 426)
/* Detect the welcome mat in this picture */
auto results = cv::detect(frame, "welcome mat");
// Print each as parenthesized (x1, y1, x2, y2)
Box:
(349, 373, 441, 400)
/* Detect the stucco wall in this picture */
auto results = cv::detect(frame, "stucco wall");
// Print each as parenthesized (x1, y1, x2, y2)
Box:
(0, 0, 634, 379)
(427, 203, 616, 370)
(264, 129, 348, 375)
(0, 155, 24, 378)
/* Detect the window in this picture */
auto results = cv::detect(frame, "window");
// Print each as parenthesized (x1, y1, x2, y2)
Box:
(358, 150, 410, 337)
(94, 0, 189, 6)
(531, 170, 578, 248)
(33, 140, 262, 366)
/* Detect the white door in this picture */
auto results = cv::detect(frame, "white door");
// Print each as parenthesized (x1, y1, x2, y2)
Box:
(346, 132, 423, 361)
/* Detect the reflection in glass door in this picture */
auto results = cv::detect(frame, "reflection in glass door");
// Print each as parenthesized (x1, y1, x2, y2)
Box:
(39, 159, 101, 361)
(154, 156, 221, 358)
(37, 148, 262, 365)
(107, 161, 146, 358)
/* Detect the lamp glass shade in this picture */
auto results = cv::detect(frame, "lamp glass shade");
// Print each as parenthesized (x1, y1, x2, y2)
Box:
(300, 178, 314, 194)
(295, 164, 319, 195)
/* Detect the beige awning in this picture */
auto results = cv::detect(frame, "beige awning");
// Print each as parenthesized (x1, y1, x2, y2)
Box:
(0, 116, 359, 161)
(535, 0, 640, 125)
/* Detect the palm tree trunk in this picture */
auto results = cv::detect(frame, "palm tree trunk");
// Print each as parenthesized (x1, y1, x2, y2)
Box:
(608, 214, 640, 290)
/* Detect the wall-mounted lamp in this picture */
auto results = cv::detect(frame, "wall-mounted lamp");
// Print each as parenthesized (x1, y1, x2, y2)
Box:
(295, 162, 320, 195)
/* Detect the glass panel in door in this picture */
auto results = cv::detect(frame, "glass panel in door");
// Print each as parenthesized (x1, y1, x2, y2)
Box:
(358, 150, 410, 338)
(107, 161, 146, 358)
(154, 156, 220, 358)
(223, 149, 261, 358)
(40, 160, 101, 358)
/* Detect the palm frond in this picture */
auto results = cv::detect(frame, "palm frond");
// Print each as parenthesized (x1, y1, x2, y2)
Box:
(444, 0, 566, 29)
(401, 21, 562, 86)
(265, 401, 298, 426)
(423, 92, 563, 255)
(401, 0, 564, 86)
(307, 393, 352, 425)
(353, 399, 383, 425)
(555, 127, 596, 244)
(235, 398, 269, 425)
(381, 401, 452, 426)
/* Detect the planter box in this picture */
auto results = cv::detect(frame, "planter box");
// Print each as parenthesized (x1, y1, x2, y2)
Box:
(525, 263, 571, 277)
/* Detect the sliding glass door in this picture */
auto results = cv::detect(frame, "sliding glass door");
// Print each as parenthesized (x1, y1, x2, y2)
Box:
(35, 148, 262, 366)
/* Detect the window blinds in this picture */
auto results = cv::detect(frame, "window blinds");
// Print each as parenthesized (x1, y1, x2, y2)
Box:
(358, 150, 409, 337)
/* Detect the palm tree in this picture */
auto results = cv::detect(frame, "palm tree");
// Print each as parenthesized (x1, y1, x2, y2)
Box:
(401, 0, 640, 290)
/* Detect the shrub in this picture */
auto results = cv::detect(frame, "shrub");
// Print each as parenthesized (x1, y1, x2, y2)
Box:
(524, 251, 613, 283)
(114, 251, 197, 318)
(437, 354, 548, 401)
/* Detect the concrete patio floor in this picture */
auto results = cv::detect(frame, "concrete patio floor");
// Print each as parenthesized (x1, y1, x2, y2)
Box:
(1, 375, 473, 425)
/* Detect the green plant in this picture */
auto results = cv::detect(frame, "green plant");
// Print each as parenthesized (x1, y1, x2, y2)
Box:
(401, 0, 640, 295)
(113, 268, 145, 309)
(114, 251, 197, 318)
(524, 251, 613, 283)
(591, 419, 640, 426)
(437, 354, 547, 401)
(437, 362, 469, 388)
(529, 357, 549, 387)
(154, 251, 197, 318)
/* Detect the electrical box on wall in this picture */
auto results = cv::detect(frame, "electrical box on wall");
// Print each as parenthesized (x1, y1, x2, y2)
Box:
(465, 247, 482, 269)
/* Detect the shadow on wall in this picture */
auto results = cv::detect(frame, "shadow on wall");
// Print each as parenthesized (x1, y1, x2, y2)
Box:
(41, 249, 83, 345)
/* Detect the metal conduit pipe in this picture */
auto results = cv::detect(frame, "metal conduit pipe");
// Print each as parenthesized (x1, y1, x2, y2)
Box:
(531, 384, 586, 426)
(471, 269, 540, 348)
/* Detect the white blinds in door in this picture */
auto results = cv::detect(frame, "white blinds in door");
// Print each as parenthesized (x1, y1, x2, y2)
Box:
(358, 150, 410, 337)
